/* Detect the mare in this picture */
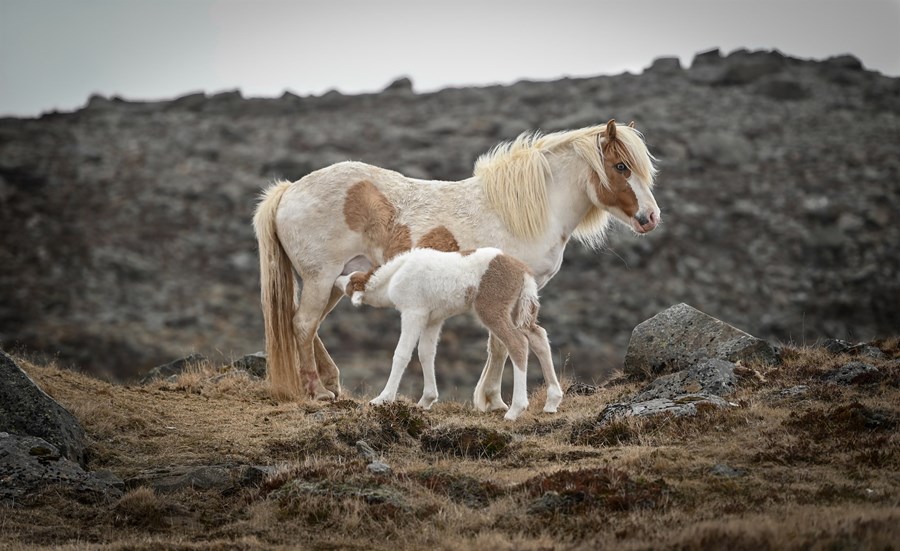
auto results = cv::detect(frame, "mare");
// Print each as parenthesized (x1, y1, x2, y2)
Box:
(253, 120, 660, 407)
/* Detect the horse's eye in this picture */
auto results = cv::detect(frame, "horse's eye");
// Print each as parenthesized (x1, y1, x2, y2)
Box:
(615, 163, 628, 172)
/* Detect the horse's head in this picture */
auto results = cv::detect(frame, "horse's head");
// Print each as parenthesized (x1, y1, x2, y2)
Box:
(589, 119, 660, 234)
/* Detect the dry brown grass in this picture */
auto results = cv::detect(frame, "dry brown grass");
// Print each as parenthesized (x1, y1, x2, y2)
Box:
(2, 342, 899, 549)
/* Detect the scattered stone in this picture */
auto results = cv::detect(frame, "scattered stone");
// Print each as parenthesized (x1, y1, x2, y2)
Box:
(140, 353, 207, 384)
(566, 382, 599, 396)
(822, 339, 886, 360)
(646, 56, 682, 74)
(824, 54, 864, 71)
(624, 303, 778, 379)
(825, 362, 882, 385)
(0, 351, 88, 466)
(631, 359, 738, 402)
(776, 385, 809, 398)
(124, 464, 274, 494)
(355, 440, 378, 462)
(0, 433, 123, 505)
(383, 76, 413, 93)
(367, 461, 392, 475)
(229, 352, 267, 378)
(275, 479, 409, 511)
(597, 394, 734, 425)
(710, 463, 746, 478)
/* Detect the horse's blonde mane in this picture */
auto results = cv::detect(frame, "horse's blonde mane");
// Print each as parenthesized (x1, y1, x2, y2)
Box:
(474, 124, 657, 244)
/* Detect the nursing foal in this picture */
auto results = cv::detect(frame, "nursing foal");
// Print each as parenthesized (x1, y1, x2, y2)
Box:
(335, 247, 563, 421)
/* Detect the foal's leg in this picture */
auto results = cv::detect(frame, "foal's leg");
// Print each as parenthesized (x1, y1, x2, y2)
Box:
(416, 321, 443, 409)
(487, 322, 530, 421)
(525, 324, 563, 413)
(294, 276, 339, 401)
(371, 310, 427, 405)
(314, 286, 345, 397)
(473, 332, 510, 412)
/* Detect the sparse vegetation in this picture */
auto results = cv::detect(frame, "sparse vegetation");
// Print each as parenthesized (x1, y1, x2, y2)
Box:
(2, 342, 899, 549)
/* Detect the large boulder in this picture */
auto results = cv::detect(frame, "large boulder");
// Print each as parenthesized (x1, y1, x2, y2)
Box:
(0, 351, 87, 466)
(624, 303, 777, 378)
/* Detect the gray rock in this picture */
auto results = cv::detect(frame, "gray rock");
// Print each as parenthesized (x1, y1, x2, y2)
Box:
(367, 461, 392, 475)
(140, 353, 206, 384)
(597, 394, 734, 424)
(0, 433, 123, 504)
(775, 385, 809, 398)
(0, 351, 88, 466)
(646, 56, 682, 74)
(710, 463, 746, 478)
(355, 440, 378, 462)
(124, 464, 274, 494)
(624, 304, 778, 379)
(383, 76, 413, 93)
(632, 359, 737, 402)
(229, 351, 267, 378)
(566, 382, 599, 396)
(825, 361, 881, 385)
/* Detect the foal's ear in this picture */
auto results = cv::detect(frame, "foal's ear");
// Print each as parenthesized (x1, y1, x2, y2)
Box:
(628, 120, 636, 128)
(605, 119, 617, 142)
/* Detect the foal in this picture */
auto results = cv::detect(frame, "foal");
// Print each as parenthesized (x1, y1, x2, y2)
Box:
(335, 247, 564, 421)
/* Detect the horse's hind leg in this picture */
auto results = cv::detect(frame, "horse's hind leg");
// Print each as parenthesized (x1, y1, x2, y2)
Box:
(487, 322, 529, 421)
(314, 286, 345, 397)
(473, 332, 509, 412)
(294, 276, 339, 401)
(525, 324, 563, 413)
(416, 321, 443, 409)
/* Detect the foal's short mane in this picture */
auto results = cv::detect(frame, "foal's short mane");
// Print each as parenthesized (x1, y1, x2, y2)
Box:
(474, 124, 657, 246)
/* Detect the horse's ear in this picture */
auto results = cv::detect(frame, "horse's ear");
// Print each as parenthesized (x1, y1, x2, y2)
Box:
(605, 119, 617, 142)
(628, 120, 636, 128)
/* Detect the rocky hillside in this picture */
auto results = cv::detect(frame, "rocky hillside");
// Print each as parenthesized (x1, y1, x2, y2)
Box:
(1, 48, 898, 391)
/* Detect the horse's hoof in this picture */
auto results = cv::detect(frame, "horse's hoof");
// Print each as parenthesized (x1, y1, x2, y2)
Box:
(314, 389, 336, 401)
(503, 410, 523, 421)
(487, 399, 509, 412)
(543, 406, 559, 413)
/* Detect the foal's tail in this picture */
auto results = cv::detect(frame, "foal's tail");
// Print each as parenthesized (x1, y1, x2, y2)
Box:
(514, 274, 541, 329)
(253, 180, 304, 400)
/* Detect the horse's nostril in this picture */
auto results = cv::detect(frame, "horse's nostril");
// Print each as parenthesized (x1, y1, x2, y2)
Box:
(635, 213, 650, 226)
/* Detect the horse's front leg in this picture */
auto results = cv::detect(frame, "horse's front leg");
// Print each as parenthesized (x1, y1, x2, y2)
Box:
(371, 311, 425, 405)
(473, 331, 509, 412)
(416, 321, 443, 409)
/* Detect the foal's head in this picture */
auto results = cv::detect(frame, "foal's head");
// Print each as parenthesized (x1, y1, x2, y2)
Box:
(590, 119, 660, 234)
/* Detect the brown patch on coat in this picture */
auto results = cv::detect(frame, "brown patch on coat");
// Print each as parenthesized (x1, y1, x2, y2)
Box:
(343, 181, 413, 260)
(473, 255, 528, 325)
(416, 226, 460, 252)
(459, 249, 477, 257)
(473, 254, 532, 368)
(464, 285, 478, 306)
(344, 271, 372, 296)
(591, 131, 639, 217)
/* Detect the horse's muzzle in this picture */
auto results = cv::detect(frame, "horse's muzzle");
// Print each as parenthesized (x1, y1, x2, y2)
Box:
(634, 211, 659, 233)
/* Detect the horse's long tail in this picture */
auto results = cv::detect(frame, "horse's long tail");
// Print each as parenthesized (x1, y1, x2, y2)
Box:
(253, 180, 303, 400)
(514, 273, 540, 329)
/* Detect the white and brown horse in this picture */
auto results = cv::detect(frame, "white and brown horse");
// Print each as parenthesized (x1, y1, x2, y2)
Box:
(253, 120, 660, 407)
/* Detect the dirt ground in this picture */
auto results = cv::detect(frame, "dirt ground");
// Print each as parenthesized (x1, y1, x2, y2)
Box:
(2, 341, 898, 550)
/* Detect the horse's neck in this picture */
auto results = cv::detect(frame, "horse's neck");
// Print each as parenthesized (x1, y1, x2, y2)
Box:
(499, 150, 593, 284)
(544, 150, 594, 236)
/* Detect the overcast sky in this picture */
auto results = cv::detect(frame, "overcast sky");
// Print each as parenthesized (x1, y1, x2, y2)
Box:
(1, 0, 898, 117)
